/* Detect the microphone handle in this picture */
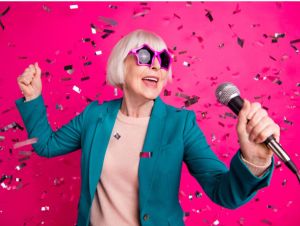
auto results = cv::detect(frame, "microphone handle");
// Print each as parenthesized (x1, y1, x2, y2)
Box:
(227, 96, 300, 183)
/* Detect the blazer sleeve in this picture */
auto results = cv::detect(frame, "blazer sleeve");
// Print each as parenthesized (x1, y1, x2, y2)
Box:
(15, 95, 91, 158)
(183, 110, 274, 209)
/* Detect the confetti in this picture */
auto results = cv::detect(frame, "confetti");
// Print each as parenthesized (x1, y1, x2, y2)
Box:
(70, 4, 78, 10)
(283, 116, 293, 125)
(42, 4, 51, 13)
(184, 95, 199, 107)
(290, 39, 300, 53)
(261, 219, 272, 225)
(41, 206, 50, 211)
(53, 177, 64, 186)
(64, 65, 74, 74)
(15, 162, 26, 171)
(108, 4, 118, 9)
(0, 6, 10, 30)
(140, 152, 152, 158)
(99, 16, 118, 26)
(176, 92, 190, 99)
(213, 219, 220, 225)
(114, 87, 118, 96)
(84, 61, 92, 66)
(73, 85, 81, 94)
(113, 132, 121, 140)
(237, 37, 244, 48)
(233, 3, 241, 14)
(282, 179, 287, 186)
(91, 23, 97, 34)
(195, 191, 202, 198)
(101, 29, 114, 39)
(205, 9, 213, 22)
(132, 6, 151, 18)
(164, 89, 171, 96)
(0, 122, 23, 132)
(183, 61, 190, 67)
(13, 138, 38, 149)
(95, 50, 102, 55)
(81, 76, 90, 81)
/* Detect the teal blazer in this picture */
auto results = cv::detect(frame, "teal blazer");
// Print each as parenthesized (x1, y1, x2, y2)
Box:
(16, 95, 273, 226)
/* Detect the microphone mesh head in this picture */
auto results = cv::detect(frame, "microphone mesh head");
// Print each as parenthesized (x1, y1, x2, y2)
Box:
(215, 82, 240, 105)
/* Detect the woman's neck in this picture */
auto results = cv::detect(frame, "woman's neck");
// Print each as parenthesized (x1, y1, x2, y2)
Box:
(120, 96, 154, 118)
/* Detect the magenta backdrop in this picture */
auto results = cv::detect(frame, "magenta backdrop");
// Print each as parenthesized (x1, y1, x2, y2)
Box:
(0, 1, 300, 226)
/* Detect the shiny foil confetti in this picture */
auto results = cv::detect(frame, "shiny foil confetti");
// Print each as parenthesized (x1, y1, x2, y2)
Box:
(0, 6, 10, 30)
(205, 9, 213, 22)
(101, 29, 114, 39)
(108, 4, 118, 9)
(91, 23, 97, 34)
(184, 95, 199, 107)
(0, 122, 23, 132)
(237, 37, 244, 47)
(13, 138, 38, 149)
(183, 61, 190, 67)
(64, 65, 74, 74)
(15, 162, 26, 171)
(113, 132, 121, 140)
(72, 85, 81, 94)
(95, 50, 102, 55)
(233, 3, 241, 14)
(99, 16, 118, 26)
(69, 4, 78, 10)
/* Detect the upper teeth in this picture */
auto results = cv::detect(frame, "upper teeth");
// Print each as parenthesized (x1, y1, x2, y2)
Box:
(143, 77, 158, 82)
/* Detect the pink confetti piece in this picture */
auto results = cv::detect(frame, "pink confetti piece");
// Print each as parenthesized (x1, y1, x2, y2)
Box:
(13, 138, 38, 149)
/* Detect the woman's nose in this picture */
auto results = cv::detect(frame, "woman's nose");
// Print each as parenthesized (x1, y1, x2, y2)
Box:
(151, 57, 161, 70)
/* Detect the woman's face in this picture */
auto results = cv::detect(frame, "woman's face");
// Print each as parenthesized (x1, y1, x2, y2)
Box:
(122, 48, 170, 101)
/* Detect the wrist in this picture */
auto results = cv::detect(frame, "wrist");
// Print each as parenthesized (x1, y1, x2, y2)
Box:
(24, 95, 40, 102)
(241, 154, 272, 167)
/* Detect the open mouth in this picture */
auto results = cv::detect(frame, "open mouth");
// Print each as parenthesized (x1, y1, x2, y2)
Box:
(142, 77, 158, 88)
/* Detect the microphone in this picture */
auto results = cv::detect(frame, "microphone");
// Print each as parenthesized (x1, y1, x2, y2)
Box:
(215, 82, 300, 183)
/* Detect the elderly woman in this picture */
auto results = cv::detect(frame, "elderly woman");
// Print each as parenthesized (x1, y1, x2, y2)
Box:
(16, 29, 278, 226)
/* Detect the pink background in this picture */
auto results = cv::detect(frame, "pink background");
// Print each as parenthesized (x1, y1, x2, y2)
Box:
(1, 2, 300, 226)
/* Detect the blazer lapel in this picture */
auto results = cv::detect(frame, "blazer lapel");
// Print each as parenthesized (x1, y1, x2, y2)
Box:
(138, 96, 167, 209)
(88, 98, 122, 199)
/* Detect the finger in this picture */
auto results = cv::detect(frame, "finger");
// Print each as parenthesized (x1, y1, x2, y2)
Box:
(19, 73, 33, 86)
(248, 116, 271, 142)
(246, 108, 268, 133)
(246, 102, 262, 121)
(255, 123, 279, 144)
(239, 99, 251, 124)
(34, 62, 41, 77)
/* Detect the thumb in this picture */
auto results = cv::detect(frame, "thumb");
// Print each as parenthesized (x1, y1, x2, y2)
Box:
(34, 62, 41, 78)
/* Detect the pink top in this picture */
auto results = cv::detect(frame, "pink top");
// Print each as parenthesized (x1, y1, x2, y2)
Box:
(89, 110, 150, 226)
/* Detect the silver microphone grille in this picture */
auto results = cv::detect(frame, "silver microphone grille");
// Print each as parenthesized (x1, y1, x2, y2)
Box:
(215, 82, 240, 105)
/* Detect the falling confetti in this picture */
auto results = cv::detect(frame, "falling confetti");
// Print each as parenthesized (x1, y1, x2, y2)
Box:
(237, 37, 244, 48)
(64, 65, 74, 74)
(113, 132, 121, 140)
(205, 9, 213, 22)
(0, 6, 10, 30)
(69, 4, 78, 10)
(72, 85, 81, 94)
(13, 138, 38, 149)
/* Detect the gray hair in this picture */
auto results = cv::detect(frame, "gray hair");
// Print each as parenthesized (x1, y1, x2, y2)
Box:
(106, 29, 172, 88)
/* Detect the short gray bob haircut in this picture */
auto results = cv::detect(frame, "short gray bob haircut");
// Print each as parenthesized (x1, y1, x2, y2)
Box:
(106, 29, 172, 88)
